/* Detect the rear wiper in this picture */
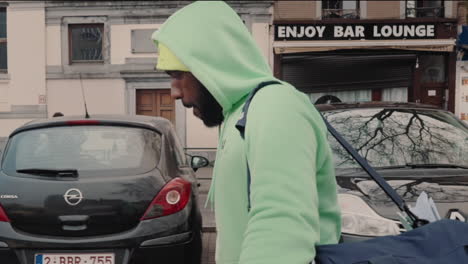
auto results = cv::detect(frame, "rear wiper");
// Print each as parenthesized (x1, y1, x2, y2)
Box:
(16, 168, 79, 177)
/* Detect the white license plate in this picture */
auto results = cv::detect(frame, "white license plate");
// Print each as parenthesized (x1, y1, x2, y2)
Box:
(35, 253, 115, 264)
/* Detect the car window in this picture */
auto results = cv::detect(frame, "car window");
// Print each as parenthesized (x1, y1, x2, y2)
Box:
(1, 126, 162, 177)
(167, 124, 188, 167)
(324, 108, 468, 170)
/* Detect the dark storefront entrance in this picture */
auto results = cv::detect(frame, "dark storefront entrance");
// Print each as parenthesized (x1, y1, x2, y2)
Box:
(279, 50, 449, 108)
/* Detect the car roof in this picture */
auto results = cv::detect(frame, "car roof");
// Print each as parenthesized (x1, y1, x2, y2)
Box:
(314, 101, 442, 112)
(10, 114, 174, 137)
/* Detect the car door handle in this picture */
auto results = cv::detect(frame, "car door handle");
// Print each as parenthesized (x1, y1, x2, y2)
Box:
(58, 215, 89, 225)
(62, 224, 88, 231)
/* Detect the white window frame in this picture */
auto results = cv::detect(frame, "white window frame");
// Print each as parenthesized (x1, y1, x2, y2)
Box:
(61, 16, 110, 67)
(321, 0, 361, 19)
(0, 6, 7, 72)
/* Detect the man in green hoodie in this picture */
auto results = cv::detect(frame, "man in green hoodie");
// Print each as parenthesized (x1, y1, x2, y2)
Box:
(152, 1, 341, 263)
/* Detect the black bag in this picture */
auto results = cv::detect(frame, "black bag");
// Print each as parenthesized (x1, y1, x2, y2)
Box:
(236, 81, 468, 264)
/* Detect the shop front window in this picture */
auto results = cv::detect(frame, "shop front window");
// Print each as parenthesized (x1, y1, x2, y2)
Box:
(310, 90, 371, 104)
(322, 0, 360, 19)
(406, 0, 444, 18)
(382, 87, 408, 102)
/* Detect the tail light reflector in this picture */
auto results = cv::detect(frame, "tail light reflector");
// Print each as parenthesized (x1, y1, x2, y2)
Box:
(0, 204, 10, 222)
(140, 178, 191, 221)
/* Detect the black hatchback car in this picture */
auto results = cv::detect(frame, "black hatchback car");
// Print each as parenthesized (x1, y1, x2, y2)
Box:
(317, 102, 468, 242)
(0, 115, 206, 264)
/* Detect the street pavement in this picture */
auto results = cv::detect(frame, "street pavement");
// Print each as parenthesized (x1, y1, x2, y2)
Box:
(195, 167, 216, 264)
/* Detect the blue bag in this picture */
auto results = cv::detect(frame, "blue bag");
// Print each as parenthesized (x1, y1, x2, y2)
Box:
(236, 81, 468, 264)
(316, 219, 468, 264)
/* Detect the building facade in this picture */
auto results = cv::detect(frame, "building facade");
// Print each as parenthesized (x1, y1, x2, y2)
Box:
(273, 1, 461, 112)
(0, 1, 274, 155)
(456, 1, 468, 123)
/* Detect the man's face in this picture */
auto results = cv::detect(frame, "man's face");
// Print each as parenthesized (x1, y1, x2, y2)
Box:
(166, 71, 224, 127)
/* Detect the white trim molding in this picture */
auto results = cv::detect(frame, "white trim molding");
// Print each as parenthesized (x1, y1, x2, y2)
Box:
(273, 39, 456, 48)
(400, 0, 406, 19)
(273, 39, 456, 54)
(360, 0, 367, 19)
(445, 0, 453, 19)
(315, 0, 322, 20)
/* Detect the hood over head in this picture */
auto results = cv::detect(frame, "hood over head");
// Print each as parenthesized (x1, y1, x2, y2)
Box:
(152, 1, 278, 114)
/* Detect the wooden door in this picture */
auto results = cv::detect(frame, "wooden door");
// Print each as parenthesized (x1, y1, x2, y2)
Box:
(414, 55, 447, 109)
(136, 89, 175, 123)
(420, 83, 445, 109)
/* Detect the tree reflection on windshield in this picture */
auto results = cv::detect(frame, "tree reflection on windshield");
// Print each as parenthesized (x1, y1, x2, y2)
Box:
(324, 108, 468, 169)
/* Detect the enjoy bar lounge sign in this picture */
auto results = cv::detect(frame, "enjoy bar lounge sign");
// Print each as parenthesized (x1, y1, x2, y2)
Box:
(275, 23, 437, 41)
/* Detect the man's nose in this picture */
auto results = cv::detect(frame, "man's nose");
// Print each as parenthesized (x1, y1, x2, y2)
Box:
(171, 87, 182, 100)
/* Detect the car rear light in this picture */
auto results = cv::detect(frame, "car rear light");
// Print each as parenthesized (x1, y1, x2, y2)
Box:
(0, 204, 10, 222)
(140, 178, 191, 221)
(66, 120, 100, 125)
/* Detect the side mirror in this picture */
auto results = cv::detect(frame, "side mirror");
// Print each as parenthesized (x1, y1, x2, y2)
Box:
(190, 155, 209, 172)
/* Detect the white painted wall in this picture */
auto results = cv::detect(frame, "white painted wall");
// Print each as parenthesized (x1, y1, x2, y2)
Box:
(400, 0, 406, 19)
(47, 79, 126, 117)
(360, 0, 368, 19)
(252, 22, 271, 69)
(110, 24, 162, 65)
(7, 2, 46, 106)
(0, 119, 33, 137)
(0, 80, 9, 112)
(46, 25, 61, 66)
(445, 0, 454, 19)
(186, 108, 218, 149)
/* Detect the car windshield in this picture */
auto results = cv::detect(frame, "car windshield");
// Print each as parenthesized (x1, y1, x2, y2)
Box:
(323, 108, 468, 171)
(1, 126, 162, 177)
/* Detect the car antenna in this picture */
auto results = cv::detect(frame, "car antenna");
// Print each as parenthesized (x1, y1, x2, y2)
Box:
(79, 73, 90, 119)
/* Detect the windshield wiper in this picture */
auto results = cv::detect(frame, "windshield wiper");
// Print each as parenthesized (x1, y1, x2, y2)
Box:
(405, 163, 468, 169)
(17, 168, 79, 177)
(376, 164, 468, 170)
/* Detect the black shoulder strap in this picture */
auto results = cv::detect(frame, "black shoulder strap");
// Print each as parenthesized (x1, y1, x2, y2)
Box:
(235, 81, 281, 140)
(235, 81, 281, 212)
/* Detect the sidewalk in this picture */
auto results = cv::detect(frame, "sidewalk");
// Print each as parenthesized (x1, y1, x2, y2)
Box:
(195, 167, 216, 231)
(195, 167, 216, 264)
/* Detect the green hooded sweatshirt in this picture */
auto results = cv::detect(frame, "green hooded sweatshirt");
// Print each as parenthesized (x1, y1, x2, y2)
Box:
(152, 2, 341, 263)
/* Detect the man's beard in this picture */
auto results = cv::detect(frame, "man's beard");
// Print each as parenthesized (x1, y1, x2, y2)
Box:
(197, 83, 224, 127)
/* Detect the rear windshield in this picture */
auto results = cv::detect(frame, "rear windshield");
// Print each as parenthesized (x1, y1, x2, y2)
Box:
(324, 108, 468, 170)
(1, 126, 162, 177)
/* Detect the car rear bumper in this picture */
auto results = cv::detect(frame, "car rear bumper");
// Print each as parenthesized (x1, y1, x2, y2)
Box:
(0, 207, 202, 264)
(0, 231, 199, 264)
(0, 206, 195, 248)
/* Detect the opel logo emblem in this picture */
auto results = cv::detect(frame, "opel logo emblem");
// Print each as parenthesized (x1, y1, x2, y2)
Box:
(64, 188, 83, 206)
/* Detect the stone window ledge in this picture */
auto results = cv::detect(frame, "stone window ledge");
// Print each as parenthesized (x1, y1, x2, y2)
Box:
(0, 73, 10, 82)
